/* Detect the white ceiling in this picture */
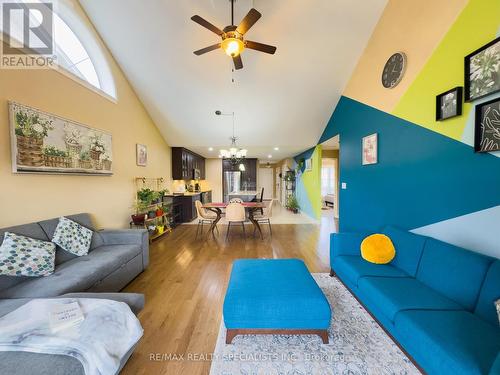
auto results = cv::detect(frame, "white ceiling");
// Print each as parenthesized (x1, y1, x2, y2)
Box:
(79, 0, 386, 161)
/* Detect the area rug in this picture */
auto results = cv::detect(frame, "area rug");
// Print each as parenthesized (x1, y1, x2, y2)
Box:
(209, 273, 420, 375)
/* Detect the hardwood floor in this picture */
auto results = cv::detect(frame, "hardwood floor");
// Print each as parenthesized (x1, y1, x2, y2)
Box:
(122, 218, 336, 375)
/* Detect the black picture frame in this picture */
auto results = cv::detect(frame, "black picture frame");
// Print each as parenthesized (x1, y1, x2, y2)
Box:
(464, 36, 500, 102)
(474, 97, 500, 153)
(436, 87, 463, 121)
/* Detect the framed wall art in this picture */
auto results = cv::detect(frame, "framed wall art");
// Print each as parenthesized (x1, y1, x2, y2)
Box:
(136, 144, 148, 166)
(465, 36, 500, 102)
(362, 133, 378, 165)
(305, 158, 312, 171)
(436, 87, 463, 121)
(9, 101, 113, 175)
(474, 97, 500, 153)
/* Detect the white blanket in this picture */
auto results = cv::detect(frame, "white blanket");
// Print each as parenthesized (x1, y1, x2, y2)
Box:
(0, 298, 143, 375)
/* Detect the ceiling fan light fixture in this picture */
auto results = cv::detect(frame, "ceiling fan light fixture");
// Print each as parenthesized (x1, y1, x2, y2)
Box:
(221, 37, 244, 57)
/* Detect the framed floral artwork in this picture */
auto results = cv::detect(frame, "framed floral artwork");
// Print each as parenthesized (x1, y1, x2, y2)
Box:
(362, 133, 378, 165)
(9, 101, 113, 175)
(136, 144, 147, 166)
(465, 36, 500, 102)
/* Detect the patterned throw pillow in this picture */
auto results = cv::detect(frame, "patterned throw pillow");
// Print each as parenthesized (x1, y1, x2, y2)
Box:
(0, 232, 55, 277)
(52, 217, 93, 256)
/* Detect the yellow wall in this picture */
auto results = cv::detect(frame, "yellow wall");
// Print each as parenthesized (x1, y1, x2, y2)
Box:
(0, 8, 171, 228)
(343, 0, 468, 112)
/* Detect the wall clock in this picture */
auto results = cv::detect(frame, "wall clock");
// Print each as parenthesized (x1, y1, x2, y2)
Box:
(381, 52, 407, 88)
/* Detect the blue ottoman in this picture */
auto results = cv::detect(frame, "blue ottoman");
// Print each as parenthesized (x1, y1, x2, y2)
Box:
(223, 258, 331, 344)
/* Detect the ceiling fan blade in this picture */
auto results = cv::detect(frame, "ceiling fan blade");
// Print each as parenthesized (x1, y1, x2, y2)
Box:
(245, 40, 277, 55)
(236, 8, 261, 35)
(193, 43, 221, 56)
(191, 15, 224, 36)
(233, 55, 243, 70)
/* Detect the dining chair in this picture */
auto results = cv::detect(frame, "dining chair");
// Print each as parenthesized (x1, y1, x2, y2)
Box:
(253, 199, 273, 237)
(252, 187, 265, 214)
(229, 198, 243, 203)
(194, 200, 219, 238)
(225, 202, 246, 241)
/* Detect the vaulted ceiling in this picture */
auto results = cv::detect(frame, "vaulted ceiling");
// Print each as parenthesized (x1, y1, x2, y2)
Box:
(79, 0, 387, 161)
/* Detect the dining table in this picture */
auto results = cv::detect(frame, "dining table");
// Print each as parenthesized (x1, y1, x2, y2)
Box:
(202, 202, 267, 239)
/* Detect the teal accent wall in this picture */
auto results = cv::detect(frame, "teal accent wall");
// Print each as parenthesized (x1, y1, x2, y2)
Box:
(319, 96, 500, 234)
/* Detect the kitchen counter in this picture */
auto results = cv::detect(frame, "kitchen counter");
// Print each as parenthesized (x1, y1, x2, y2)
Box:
(228, 191, 258, 196)
(166, 189, 211, 197)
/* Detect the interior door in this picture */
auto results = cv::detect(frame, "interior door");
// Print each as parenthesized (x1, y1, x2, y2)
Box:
(258, 167, 273, 199)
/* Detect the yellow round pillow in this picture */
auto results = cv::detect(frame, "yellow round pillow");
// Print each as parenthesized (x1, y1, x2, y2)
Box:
(361, 234, 395, 264)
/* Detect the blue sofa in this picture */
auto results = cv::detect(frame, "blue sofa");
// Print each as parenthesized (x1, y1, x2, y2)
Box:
(330, 226, 500, 375)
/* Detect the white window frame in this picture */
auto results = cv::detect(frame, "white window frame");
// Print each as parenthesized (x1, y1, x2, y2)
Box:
(0, 0, 117, 102)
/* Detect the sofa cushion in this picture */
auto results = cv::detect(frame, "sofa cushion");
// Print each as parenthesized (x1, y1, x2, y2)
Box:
(474, 260, 500, 326)
(52, 217, 93, 256)
(223, 259, 331, 329)
(416, 238, 493, 311)
(395, 310, 500, 375)
(360, 234, 395, 264)
(333, 255, 408, 287)
(38, 213, 95, 236)
(330, 232, 372, 258)
(39, 214, 103, 265)
(0, 232, 56, 277)
(0, 244, 142, 298)
(382, 226, 426, 276)
(0, 223, 49, 292)
(358, 277, 464, 322)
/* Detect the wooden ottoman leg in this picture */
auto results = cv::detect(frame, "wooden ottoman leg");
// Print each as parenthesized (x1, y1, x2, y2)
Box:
(329, 268, 336, 277)
(226, 329, 237, 344)
(319, 330, 329, 344)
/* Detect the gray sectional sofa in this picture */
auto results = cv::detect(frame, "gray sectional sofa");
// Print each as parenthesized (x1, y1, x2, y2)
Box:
(0, 213, 149, 374)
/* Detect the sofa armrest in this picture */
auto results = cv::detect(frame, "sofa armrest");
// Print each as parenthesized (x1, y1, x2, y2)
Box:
(330, 232, 371, 259)
(99, 229, 149, 268)
(61, 292, 145, 315)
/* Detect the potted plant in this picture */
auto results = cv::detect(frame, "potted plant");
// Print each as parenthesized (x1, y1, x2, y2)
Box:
(156, 207, 164, 217)
(158, 189, 170, 198)
(295, 158, 305, 176)
(286, 195, 300, 214)
(131, 197, 150, 225)
(14, 108, 53, 167)
(137, 188, 154, 203)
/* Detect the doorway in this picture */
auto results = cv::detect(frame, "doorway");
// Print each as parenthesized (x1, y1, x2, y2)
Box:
(320, 135, 340, 220)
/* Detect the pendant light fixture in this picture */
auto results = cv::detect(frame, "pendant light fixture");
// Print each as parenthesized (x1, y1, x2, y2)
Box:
(216, 111, 247, 166)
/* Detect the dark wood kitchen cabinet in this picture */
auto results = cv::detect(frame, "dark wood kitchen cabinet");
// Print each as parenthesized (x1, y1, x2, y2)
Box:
(222, 158, 257, 190)
(172, 147, 206, 180)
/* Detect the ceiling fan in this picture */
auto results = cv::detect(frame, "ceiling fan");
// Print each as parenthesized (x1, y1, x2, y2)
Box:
(191, 0, 277, 70)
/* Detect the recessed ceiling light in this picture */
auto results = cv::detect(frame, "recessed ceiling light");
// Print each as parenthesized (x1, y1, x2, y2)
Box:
(274, 147, 279, 151)
(208, 147, 213, 151)
(268, 154, 272, 158)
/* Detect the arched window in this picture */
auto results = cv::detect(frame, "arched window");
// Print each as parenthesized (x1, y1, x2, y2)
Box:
(1, 0, 117, 100)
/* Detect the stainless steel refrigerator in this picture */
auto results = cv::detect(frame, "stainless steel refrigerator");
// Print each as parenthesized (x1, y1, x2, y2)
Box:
(224, 171, 241, 202)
